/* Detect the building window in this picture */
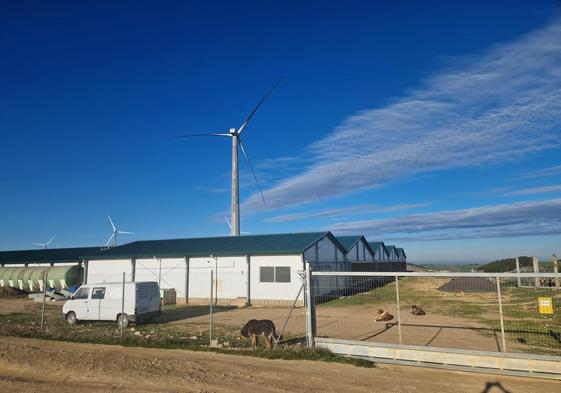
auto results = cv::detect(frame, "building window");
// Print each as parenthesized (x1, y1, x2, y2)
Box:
(260, 267, 274, 282)
(260, 266, 291, 283)
(275, 267, 291, 283)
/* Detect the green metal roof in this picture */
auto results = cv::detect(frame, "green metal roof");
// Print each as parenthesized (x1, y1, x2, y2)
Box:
(336, 236, 363, 251)
(336, 235, 375, 255)
(84, 232, 342, 259)
(0, 247, 104, 265)
(368, 241, 389, 257)
(396, 247, 407, 259)
(386, 245, 397, 256)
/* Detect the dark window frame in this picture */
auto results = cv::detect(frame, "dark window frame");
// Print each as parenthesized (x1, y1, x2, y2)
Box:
(259, 266, 291, 283)
(91, 287, 106, 300)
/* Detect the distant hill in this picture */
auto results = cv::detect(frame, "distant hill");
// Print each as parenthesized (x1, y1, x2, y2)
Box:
(418, 263, 481, 272)
(407, 263, 427, 272)
(478, 256, 533, 272)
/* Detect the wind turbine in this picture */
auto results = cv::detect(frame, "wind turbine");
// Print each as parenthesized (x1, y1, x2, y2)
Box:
(106, 215, 134, 247)
(176, 78, 283, 236)
(33, 236, 55, 249)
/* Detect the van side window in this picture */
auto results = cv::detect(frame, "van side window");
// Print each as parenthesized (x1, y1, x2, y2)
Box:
(137, 286, 148, 299)
(150, 286, 159, 298)
(91, 287, 106, 299)
(74, 287, 89, 299)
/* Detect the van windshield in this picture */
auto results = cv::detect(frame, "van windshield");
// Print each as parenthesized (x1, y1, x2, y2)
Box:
(74, 287, 89, 299)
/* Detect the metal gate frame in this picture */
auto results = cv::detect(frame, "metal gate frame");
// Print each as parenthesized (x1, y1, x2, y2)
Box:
(307, 269, 561, 379)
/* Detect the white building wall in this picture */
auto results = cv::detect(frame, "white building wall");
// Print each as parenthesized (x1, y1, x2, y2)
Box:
(135, 258, 187, 299)
(249, 255, 304, 302)
(87, 259, 132, 283)
(187, 256, 247, 300)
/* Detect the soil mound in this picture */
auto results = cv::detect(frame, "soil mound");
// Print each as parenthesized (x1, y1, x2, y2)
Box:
(0, 286, 28, 298)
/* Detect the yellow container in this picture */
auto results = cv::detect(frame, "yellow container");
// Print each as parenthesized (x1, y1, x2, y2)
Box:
(538, 297, 553, 314)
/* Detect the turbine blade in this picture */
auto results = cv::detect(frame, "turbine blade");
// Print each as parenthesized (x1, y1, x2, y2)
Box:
(225, 216, 232, 230)
(239, 140, 266, 205)
(32, 243, 44, 246)
(46, 236, 55, 245)
(237, 77, 284, 135)
(118, 231, 135, 235)
(107, 215, 116, 231)
(106, 233, 115, 246)
(174, 133, 231, 138)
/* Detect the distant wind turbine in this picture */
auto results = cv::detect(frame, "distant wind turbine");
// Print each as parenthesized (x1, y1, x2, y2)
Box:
(176, 78, 283, 236)
(33, 236, 55, 249)
(106, 215, 134, 247)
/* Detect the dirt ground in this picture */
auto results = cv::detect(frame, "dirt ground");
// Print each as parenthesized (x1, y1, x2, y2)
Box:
(0, 296, 536, 354)
(0, 335, 558, 393)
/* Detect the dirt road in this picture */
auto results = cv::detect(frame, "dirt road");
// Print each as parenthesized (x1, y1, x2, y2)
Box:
(0, 336, 558, 392)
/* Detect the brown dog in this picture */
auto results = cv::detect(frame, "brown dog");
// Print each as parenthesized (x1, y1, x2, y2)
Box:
(241, 319, 279, 349)
(375, 309, 394, 321)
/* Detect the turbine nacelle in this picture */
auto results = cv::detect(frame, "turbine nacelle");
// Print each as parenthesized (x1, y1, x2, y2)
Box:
(105, 215, 135, 247)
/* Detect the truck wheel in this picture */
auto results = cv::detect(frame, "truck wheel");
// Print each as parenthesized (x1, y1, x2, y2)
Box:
(117, 314, 129, 328)
(66, 312, 77, 325)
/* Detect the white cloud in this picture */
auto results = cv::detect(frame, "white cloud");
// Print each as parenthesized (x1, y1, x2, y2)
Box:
(330, 198, 561, 241)
(503, 184, 561, 196)
(264, 202, 431, 223)
(514, 165, 561, 180)
(243, 19, 561, 212)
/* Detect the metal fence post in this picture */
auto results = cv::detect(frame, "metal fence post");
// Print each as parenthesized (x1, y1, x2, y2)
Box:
(395, 274, 402, 345)
(120, 272, 125, 338)
(40, 272, 48, 333)
(209, 269, 214, 347)
(532, 256, 540, 287)
(496, 277, 507, 352)
(515, 257, 521, 288)
(305, 263, 315, 349)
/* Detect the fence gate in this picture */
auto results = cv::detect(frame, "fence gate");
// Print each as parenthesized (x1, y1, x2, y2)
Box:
(306, 268, 561, 380)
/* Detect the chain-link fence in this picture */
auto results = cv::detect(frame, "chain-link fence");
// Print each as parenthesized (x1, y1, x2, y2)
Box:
(310, 271, 561, 356)
(0, 269, 307, 352)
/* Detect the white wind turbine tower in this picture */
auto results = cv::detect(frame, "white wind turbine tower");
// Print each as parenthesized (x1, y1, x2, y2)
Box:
(106, 215, 134, 247)
(33, 236, 55, 249)
(176, 78, 283, 236)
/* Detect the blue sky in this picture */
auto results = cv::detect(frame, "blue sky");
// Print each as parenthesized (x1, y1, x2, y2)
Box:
(1, 1, 560, 263)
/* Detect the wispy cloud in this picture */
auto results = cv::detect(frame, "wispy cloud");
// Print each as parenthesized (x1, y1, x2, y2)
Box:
(243, 19, 561, 212)
(503, 184, 561, 196)
(264, 202, 431, 223)
(514, 165, 561, 180)
(330, 198, 561, 241)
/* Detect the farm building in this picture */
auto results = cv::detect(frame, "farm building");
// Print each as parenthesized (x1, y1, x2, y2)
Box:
(0, 246, 104, 291)
(0, 233, 407, 302)
(396, 247, 407, 263)
(385, 245, 399, 262)
(82, 232, 348, 305)
(368, 241, 390, 262)
(336, 236, 374, 262)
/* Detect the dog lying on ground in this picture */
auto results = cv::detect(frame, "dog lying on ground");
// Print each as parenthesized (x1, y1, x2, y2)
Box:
(240, 319, 279, 349)
(411, 305, 426, 316)
(375, 309, 393, 321)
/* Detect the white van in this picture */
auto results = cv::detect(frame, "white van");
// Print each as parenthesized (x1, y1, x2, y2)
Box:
(62, 281, 161, 327)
